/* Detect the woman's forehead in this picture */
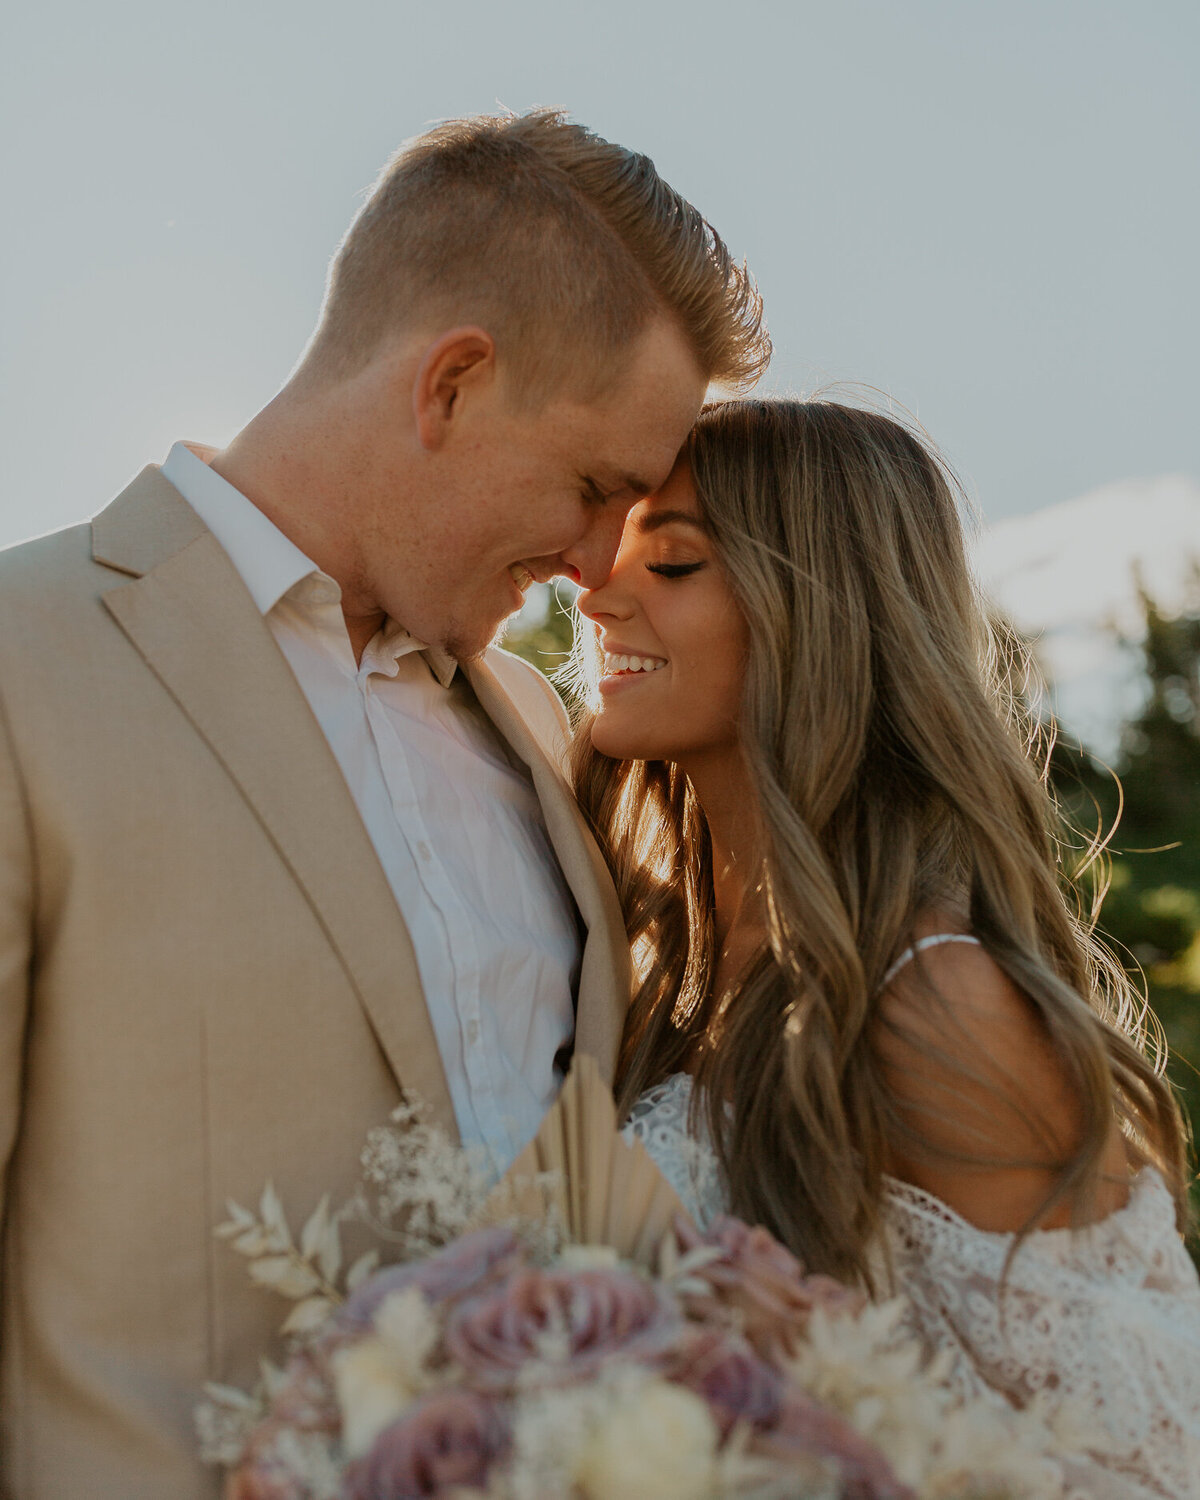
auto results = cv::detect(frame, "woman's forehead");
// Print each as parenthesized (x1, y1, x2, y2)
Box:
(629, 460, 703, 529)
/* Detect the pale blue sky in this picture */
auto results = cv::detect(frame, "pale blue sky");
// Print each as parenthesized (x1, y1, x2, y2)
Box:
(1, 0, 1196, 546)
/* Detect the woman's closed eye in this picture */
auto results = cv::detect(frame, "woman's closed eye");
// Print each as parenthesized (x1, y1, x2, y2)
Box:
(645, 560, 706, 579)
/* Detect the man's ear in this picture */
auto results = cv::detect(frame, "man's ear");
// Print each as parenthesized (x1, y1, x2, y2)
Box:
(412, 327, 496, 450)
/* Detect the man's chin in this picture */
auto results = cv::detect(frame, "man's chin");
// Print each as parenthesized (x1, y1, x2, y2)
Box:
(443, 614, 511, 663)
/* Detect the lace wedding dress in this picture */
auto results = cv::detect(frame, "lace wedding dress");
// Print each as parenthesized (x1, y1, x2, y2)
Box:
(622, 938, 1200, 1500)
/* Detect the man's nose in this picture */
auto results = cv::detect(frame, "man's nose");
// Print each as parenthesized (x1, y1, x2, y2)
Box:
(560, 506, 629, 591)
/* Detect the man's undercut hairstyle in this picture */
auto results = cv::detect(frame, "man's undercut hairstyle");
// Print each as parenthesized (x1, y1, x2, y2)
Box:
(302, 108, 770, 400)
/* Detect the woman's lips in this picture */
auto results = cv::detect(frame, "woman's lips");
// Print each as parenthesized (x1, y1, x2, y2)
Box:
(597, 650, 669, 695)
(601, 651, 668, 676)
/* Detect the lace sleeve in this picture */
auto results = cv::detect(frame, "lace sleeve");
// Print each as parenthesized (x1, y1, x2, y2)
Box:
(881, 1168, 1200, 1499)
(621, 1074, 727, 1230)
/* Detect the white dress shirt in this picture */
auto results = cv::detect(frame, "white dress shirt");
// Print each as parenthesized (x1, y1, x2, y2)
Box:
(160, 442, 580, 1173)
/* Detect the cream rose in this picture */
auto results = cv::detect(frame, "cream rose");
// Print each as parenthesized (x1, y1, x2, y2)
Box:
(575, 1379, 718, 1500)
(332, 1286, 439, 1458)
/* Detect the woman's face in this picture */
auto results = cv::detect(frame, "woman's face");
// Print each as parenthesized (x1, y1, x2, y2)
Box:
(577, 458, 750, 766)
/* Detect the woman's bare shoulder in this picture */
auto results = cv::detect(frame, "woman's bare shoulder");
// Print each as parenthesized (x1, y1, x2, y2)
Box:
(871, 928, 1126, 1230)
(874, 934, 1072, 1125)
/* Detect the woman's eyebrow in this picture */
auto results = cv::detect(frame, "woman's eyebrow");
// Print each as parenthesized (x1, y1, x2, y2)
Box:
(633, 508, 708, 534)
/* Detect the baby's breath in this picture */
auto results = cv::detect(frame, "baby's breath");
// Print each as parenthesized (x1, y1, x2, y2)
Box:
(352, 1098, 493, 1253)
(195, 1382, 266, 1466)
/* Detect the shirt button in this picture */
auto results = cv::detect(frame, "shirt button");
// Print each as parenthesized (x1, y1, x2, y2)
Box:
(467, 1019, 481, 1045)
(417, 841, 432, 861)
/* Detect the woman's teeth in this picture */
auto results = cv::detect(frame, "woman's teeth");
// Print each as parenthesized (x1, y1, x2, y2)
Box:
(509, 563, 534, 592)
(602, 652, 668, 676)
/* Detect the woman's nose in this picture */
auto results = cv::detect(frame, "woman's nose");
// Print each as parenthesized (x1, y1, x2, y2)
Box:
(578, 577, 634, 624)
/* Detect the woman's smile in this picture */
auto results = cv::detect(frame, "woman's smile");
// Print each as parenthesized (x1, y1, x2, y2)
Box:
(598, 646, 670, 693)
(578, 458, 749, 765)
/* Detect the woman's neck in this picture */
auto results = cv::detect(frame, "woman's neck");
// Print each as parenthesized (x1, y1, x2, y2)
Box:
(670, 748, 768, 1076)
(683, 747, 766, 950)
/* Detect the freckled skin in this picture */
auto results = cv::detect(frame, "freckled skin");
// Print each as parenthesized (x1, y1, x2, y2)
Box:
(213, 318, 706, 662)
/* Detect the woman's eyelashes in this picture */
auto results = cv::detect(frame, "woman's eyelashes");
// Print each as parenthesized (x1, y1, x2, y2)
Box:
(645, 561, 706, 579)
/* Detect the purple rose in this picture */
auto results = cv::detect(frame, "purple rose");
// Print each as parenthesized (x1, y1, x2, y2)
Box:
(345, 1390, 509, 1500)
(667, 1329, 783, 1437)
(444, 1266, 673, 1390)
(341, 1227, 526, 1327)
(755, 1391, 915, 1500)
(675, 1214, 865, 1359)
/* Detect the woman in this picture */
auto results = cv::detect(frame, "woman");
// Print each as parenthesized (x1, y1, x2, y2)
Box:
(570, 398, 1200, 1497)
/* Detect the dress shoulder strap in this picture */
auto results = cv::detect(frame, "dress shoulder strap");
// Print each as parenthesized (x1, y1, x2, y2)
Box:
(881, 933, 982, 989)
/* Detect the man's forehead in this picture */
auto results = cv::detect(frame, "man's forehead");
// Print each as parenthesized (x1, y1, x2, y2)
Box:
(595, 465, 659, 498)
(581, 328, 703, 469)
(554, 380, 696, 490)
(594, 422, 688, 489)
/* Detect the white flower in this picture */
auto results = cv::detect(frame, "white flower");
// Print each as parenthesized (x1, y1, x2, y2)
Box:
(785, 1302, 1067, 1498)
(574, 1378, 718, 1500)
(331, 1339, 413, 1459)
(331, 1287, 438, 1459)
(374, 1286, 441, 1371)
(554, 1243, 621, 1272)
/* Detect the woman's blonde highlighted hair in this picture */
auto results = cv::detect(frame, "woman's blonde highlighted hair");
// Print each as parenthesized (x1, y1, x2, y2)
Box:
(572, 397, 1189, 1287)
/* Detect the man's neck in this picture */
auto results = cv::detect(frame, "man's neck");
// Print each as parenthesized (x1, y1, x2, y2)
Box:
(212, 395, 389, 665)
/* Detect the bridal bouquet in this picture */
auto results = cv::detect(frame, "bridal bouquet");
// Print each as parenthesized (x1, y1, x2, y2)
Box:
(199, 1061, 1075, 1500)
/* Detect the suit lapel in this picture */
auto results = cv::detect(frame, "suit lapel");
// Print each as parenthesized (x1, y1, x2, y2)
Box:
(94, 470, 457, 1136)
(465, 658, 631, 1086)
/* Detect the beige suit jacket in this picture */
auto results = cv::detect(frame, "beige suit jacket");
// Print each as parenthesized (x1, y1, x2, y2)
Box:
(0, 467, 631, 1499)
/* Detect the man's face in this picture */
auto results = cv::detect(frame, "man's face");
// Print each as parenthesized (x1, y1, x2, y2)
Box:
(369, 318, 707, 658)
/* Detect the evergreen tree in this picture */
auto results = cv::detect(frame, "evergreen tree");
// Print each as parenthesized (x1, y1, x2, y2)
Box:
(1051, 594, 1200, 1222)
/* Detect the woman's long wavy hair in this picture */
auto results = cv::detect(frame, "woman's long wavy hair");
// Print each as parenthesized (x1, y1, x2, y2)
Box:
(570, 397, 1190, 1288)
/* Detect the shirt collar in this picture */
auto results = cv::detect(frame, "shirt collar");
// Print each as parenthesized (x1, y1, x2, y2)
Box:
(159, 441, 458, 686)
(160, 442, 316, 616)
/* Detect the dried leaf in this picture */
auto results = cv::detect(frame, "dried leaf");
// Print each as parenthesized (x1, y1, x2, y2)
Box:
(674, 1244, 724, 1277)
(317, 1218, 343, 1285)
(282, 1295, 336, 1336)
(346, 1249, 380, 1292)
(300, 1195, 331, 1261)
(231, 1226, 271, 1258)
(215, 1200, 257, 1239)
(201, 1380, 261, 1411)
(259, 1182, 293, 1252)
(248, 1255, 320, 1300)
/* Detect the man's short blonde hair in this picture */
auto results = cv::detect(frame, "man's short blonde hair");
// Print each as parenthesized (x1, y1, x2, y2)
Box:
(302, 109, 769, 399)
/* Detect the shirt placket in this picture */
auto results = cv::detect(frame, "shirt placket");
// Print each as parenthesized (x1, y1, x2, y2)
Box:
(358, 664, 510, 1159)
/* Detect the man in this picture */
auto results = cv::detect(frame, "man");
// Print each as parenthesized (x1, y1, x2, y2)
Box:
(0, 109, 767, 1497)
